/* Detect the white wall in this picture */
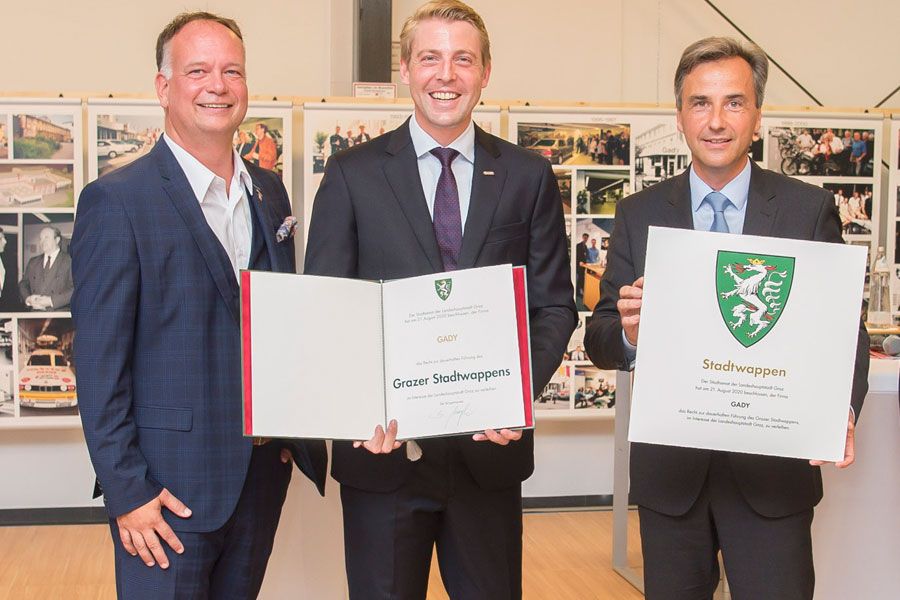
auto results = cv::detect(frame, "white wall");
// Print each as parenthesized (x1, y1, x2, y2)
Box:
(2, 0, 334, 98)
(392, 0, 900, 109)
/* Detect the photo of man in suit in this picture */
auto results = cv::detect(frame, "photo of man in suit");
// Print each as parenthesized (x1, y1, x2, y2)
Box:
(575, 232, 588, 296)
(18, 225, 73, 311)
(71, 12, 326, 600)
(304, 1, 575, 597)
(584, 37, 869, 599)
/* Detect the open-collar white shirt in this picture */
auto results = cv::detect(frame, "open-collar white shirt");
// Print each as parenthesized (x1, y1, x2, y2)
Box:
(164, 134, 253, 282)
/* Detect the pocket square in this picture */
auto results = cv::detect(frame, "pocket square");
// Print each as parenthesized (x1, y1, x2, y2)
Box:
(276, 216, 298, 242)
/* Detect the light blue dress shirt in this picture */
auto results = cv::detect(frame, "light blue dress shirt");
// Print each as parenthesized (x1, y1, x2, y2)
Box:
(408, 114, 476, 233)
(622, 159, 752, 366)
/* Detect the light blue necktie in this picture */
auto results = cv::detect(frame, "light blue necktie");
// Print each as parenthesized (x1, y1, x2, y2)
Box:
(704, 191, 731, 233)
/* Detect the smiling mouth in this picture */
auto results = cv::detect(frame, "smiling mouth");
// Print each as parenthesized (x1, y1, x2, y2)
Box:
(704, 138, 732, 145)
(430, 92, 460, 101)
(198, 103, 231, 108)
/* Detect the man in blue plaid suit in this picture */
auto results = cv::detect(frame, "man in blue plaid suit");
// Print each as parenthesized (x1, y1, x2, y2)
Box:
(71, 12, 326, 599)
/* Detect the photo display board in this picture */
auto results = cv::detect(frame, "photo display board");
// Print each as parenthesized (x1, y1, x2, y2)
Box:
(759, 112, 882, 306)
(0, 98, 82, 426)
(887, 115, 900, 322)
(302, 103, 502, 244)
(508, 107, 690, 416)
(87, 98, 293, 192)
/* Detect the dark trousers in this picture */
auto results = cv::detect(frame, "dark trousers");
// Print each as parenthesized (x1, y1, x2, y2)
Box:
(109, 443, 292, 599)
(639, 452, 814, 600)
(340, 438, 523, 600)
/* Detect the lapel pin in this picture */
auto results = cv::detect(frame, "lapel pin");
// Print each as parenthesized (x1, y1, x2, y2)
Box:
(256, 187, 263, 202)
(483, 170, 495, 176)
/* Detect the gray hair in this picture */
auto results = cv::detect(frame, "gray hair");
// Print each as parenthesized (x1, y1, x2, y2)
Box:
(156, 12, 243, 78)
(674, 37, 768, 109)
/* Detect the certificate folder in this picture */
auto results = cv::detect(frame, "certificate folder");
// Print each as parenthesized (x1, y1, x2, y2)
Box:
(241, 264, 533, 440)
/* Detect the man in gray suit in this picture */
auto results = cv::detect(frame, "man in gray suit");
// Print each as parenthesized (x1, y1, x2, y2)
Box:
(585, 37, 869, 599)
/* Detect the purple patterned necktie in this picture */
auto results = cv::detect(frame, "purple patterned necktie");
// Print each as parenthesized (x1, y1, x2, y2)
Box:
(430, 147, 462, 271)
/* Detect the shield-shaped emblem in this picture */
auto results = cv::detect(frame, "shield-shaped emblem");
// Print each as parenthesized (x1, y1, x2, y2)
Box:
(715, 251, 795, 347)
(435, 278, 452, 301)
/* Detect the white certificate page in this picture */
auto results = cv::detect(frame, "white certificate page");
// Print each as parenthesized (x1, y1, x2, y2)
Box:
(242, 271, 386, 440)
(381, 264, 527, 439)
(629, 226, 866, 462)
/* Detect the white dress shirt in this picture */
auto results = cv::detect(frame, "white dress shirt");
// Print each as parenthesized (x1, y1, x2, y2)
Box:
(164, 134, 252, 282)
(408, 114, 476, 233)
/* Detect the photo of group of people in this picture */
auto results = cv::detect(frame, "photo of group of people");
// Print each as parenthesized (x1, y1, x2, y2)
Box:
(823, 183, 873, 235)
(517, 122, 630, 167)
(234, 117, 286, 177)
(766, 126, 876, 178)
(0, 101, 81, 423)
(760, 116, 881, 290)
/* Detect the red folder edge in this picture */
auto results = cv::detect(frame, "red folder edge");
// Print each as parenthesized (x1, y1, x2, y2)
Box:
(241, 270, 253, 435)
(512, 266, 534, 427)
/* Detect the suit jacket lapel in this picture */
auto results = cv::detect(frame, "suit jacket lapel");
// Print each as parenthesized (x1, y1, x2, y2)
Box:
(382, 120, 444, 272)
(660, 168, 694, 230)
(153, 142, 240, 325)
(245, 178, 283, 270)
(458, 126, 506, 269)
(742, 162, 777, 236)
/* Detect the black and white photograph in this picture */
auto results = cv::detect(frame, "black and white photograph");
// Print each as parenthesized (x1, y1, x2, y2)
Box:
(767, 126, 875, 177)
(573, 366, 615, 410)
(17, 317, 76, 416)
(12, 114, 75, 161)
(0, 318, 13, 367)
(535, 366, 570, 410)
(633, 121, 689, 192)
(575, 170, 629, 215)
(574, 218, 614, 311)
(517, 122, 630, 166)
(0, 164, 74, 208)
(0, 215, 21, 312)
(824, 183, 873, 236)
(20, 214, 73, 312)
(0, 368, 13, 418)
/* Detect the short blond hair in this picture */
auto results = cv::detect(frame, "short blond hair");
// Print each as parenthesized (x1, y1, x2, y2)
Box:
(400, 0, 490, 68)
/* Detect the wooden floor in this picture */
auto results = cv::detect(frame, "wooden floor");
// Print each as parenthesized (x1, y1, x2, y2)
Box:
(0, 509, 644, 599)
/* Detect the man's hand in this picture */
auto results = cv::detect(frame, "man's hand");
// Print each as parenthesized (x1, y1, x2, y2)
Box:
(618, 276, 644, 346)
(810, 410, 856, 468)
(472, 429, 522, 445)
(354, 419, 402, 454)
(280, 448, 292, 464)
(115, 488, 191, 569)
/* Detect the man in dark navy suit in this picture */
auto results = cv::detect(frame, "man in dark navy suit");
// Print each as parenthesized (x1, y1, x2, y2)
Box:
(71, 12, 325, 599)
(305, 2, 575, 598)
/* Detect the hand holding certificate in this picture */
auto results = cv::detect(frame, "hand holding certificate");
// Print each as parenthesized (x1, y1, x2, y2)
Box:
(628, 227, 867, 463)
(241, 264, 533, 442)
